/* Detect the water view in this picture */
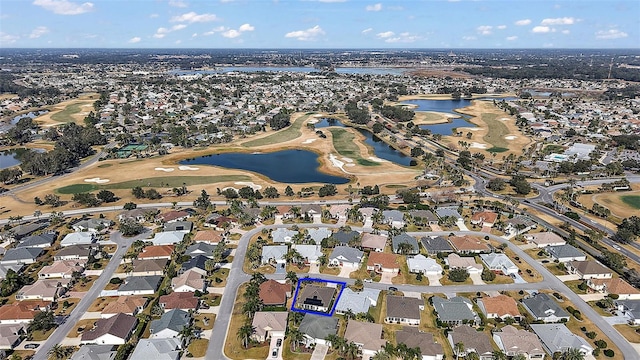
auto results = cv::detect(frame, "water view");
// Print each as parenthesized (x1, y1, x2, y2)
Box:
(313, 118, 345, 128)
(0, 148, 43, 170)
(181, 149, 349, 184)
(169, 67, 407, 76)
(357, 130, 413, 166)
(401, 99, 476, 136)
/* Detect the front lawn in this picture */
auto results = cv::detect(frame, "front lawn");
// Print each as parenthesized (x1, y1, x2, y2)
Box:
(187, 338, 209, 357)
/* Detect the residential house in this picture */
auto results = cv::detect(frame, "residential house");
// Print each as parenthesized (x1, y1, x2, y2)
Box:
(367, 252, 400, 274)
(118, 208, 157, 223)
(157, 210, 189, 223)
(435, 207, 462, 221)
(529, 324, 594, 356)
(271, 228, 298, 243)
(332, 230, 361, 246)
(261, 245, 288, 267)
(81, 313, 137, 345)
(301, 204, 322, 218)
(129, 338, 182, 360)
(307, 228, 332, 245)
(522, 293, 570, 323)
(525, 232, 566, 248)
(1, 247, 42, 265)
(184, 242, 216, 259)
(344, 320, 386, 358)
(446, 254, 483, 274)
(2, 222, 49, 242)
(477, 295, 521, 320)
(449, 235, 491, 254)
(493, 325, 545, 360)
(358, 207, 378, 223)
(259, 280, 291, 306)
(131, 259, 167, 276)
(163, 221, 192, 233)
(480, 253, 519, 275)
(616, 300, 640, 325)
(101, 296, 147, 318)
(15, 278, 71, 301)
(587, 278, 640, 300)
(149, 309, 191, 339)
(54, 244, 95, 261)
(251, 311, 288, 343)
(432, 296, 479, 326)
(137, 245, 174, 260)
(361, 233, 386, 252)
(382, 210, 406, 228)
(60, 232, 96, 247)
(567, 260, 613, 279)
(504, 216, 537, 236)
(117, 276, 162, 296)
(72, 219, 113, 233)
(448, 325, 494, 360)
(17, 232, 56, 248)
(159, 292, 199, 312)
(297, 285, 336, 313)
(395, 327, 444, 360)
(328, 247, 363, 268)
(298, 313, 338, 347)
(150, 231, 186, 246)
(409, 209, 439, 226)
(0, 324, 25, 350)
(328, 204, 350, 220)
(407, 255, 442, 275)
(545, 244, 586, 262)
(385, 295, 424, 326)
(179, 255, 208, 276)
(204, 215, 237, 230)
(292, 244, 323, 265)
(171, 269, 206, 293)
(70, 345, 117, 360)
(192, 230, 223, 245)
(420, 236, 453, 254)
(0, 303, 39, 324)
(470, 211, 498, 228)
(275, 206, 293, 219)
(38, 259, 86, 279)
(392, 233, 420, 255)
(335, 288, 380, 315)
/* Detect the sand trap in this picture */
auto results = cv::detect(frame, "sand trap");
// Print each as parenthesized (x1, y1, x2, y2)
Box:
(329, 154, 346, 172)
(84, 177, 110, 184)
(470, 142, 487, 149)
(221, 187, 238, 192)
(178, 165, 199, 171)
(504, 135, 517, 140)
(155, 167, 175, 172)
(342, 157, 354, 163)
(302, 138, 317, 144)
(500, 118, 511, 121)
(368, 156, 386, 163)
(466, 128, 482, 131)
(345, 164, 355, 167)
(307, 119, 319, 124)
(235, 182, 263, 190)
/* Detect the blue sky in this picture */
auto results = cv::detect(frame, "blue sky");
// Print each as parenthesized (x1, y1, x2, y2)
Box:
(1, 0, 638, 48)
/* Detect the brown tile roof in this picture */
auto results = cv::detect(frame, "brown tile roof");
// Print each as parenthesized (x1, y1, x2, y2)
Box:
(386, 295, 423, 320)
(0, 303, 38, 321)
(480, 295, 520, 318)
(259, 280, 290, 306)
(589, 278, 640, 295)
(471, 211, 498, 224)
(395, 326, 444, 357)
(159, 292, 199, 311)
(449, 235, 490, 252)
(297, 285, 336, 308)
(450, 325, 493, 355)
(361, 233, 387, 250)
(102, 296, 148, 316)
(367, 252, 400, 270)
(81, 313, 137, 342)
(158, 210, 189, 222)
(344, 320, 385, 352)
(137, 245, 174, 259)
(570, 260, 612, 276)
(132, 259, 168, 273)
(193, 230, 223, 243)
(276, 205, 292, 215)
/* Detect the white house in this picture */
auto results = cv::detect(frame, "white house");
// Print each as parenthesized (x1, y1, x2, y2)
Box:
(60, 232, 95, 247)
(407, 255, 442, 275)
(480, 253, 519, 275)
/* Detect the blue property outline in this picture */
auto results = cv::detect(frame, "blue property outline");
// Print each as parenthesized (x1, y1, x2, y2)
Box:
(290, 277, 346, 317)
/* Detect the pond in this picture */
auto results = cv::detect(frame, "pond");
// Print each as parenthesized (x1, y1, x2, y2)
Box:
(0, 148, 44, 170)
(357, 130, 413, 166)
(180, 149, 349, 184)
(312, 118, 345, 128)
(11, 110, 48, 125)
(402, 99, 476, 136)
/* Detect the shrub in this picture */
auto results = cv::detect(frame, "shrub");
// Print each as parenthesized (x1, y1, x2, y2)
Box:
(109, 277, 123, 284)
(603, 349, 614, 357)
(608, 293, 619, 300)
(448, 268, 470, 283)
(594, 340, 608, 349)
(586, 331, 597, 339)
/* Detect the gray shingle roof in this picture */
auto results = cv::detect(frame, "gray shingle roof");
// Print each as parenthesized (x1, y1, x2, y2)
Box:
(386, 295, 423, 320)
(81, 313, 137, 342)
(298, 314, 338, 340)
(546, 244, 584, 259)
(130, 338, 181, 360)
(420, 236, 453, 253)
(70, 345, 117, 360)
(432, 296, 477, 322)
(522, 293, 569, 319)
(391, 233, 419, 254)
(2, 247, 42, 263)
(150, 309, 190, 335)
(332, 230, 360, 245)
(530, 324, 593, 354)
(17, 233, 56, 248)
(118, 276, 162, 293)
(329, 246, 363, 264)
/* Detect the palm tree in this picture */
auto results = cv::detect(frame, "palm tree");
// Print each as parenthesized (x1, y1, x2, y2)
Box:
(250, 272, 266, 285)
(178, 324, 196, 345)
(288, 328, 304, 351)
(559, 348, 585, 360)
(372, 350, 392, 360)
(344, 341, 359, 360)
(454, 342, 465, 360)
(237, 323, 255, 349)
(204, 259, 217, 274)
(48, 344, 72, 360)
(286, 271, 298, 285)
(242, 297, 262, 318)
(512, 355, 527, 360)
(466, 351, 480, 360)
(492, 350, 507, 360)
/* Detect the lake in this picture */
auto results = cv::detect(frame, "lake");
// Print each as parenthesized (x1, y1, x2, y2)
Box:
(169, 67, 408, 76)
(357, 130, 413, 166)
(401, 99, 476, 135)
(0, 148, 44, 170)
(313, 118, 345, 128)
(180, 149, 349, 184)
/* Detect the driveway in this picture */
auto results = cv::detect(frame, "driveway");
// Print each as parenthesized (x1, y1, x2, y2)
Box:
(557, 274, 581, 281)
(313, 214, 323, 224)
(310, 343, 329, 360)
(268, 336, 284, 360)
(469, 273, 485, 285)
(579, 293, 607, 302)
(379, 272, 395, 284)
(426, 274, 442, 286)
(512, 273, 527, 284)
(337, 266, 355, 278)
(456, 220, 469, 231)
(309, 263, 320, 274)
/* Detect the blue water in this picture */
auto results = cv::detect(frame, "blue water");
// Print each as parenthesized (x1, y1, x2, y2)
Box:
(401, 99, 476, 135)
(180, 149, 349, 184)
(357, 130, 413, 166)
(0, 148, 44, 170)
(313, 118, 345, 128)
(169, 67, 407, 76)
(11, 110, 48, 125)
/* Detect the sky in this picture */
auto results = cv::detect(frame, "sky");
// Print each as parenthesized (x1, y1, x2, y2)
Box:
(0, 0, 638, 48)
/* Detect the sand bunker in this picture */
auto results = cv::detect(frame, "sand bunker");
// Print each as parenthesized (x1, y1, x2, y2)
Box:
(342, 157, 354, 163)
(84, 177, 110, 184)
(234, 182, 263, 190)
(368, 157, 386, 162)
(504, 135, 517, 140)
(466, 128, 482, 131)
(470, 142, 487, 149)
(155, 167, 175, 172)
(500, 118, 511, 121)
(329, 154, 346, 172)
(178, 165, 199, 171)
(345, 164, 355, 167)
(302, 139, 317, 144)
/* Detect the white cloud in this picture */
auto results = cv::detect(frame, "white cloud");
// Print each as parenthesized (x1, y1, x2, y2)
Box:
(0, 32, 19, 44)
(153, 24, 186, 38)
(561, 29, 570, 35)
(541, 17, 576, 25)
(515, 19, 531, 26)
(29, 26, 50, 39)
(506, 35, 518, 41)
(376, 31, 395, 39)
(316, 0, 347, 2)
(33, 0, 94, 15)
(362, 28, 373, 34)
(170, 11, 218, 23)
(384, 32, 420, 43)
(595, 29, 628, 40)
(284, 25, 325, 41)
(149, 13, 159, 18)
(203, 26, 226, 36)
(168, 0, 187, 7)
(192, 33, 197, 37)
(172, 24, 187, 31)
(532, 26, 555, 33)
(366, 3, 382, 11)
(222, 29, 241, 38)
(462, 36, 477, 41)
(128, 36, 141, 43)
(497, 25, 507, 30)
(477, 25, 492, 35)
(238, 23, 254, 32)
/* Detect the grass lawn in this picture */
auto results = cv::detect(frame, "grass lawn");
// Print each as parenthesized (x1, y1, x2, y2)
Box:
(545, 263, 567, 276)
(565, 314, 624, 360)
(320, 265, 340, 276)
(242, 114, 310, 147)
(282, 337, 312, 360)
(30, 328, 55, 341)
(201, 294, 221, 307)
(621, 195, 640, 210)
(328, 128, 379, 167)
(481, 113, 510, 150)
(50, 103, 87, 123)
(194, 313, 216, 330)
(57, 297, 81, 315)
(564, 280, 588, 294)
(613, 324, 640, 343)
(503, 248, 543, 282)
(209, 268, 230, 287)
(57, 175, 252, 194)
(70, 318, 98, 337)
(187, 338, 209, 357)
(349, 258, 380, 282)
(70, 276, 98, 292)
(88, 297, 116, 312)
(97, 163, 112, 168)
(224, 283, 270, 360)
(485, 273, 515, 284)
(439, 272, 472, 286)
(392, 259, 429, 286)
(418, 295, 453, 360)
(588, 301, 614, 317)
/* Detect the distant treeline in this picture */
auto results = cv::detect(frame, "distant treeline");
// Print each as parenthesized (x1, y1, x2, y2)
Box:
(0, 73, 60, 98)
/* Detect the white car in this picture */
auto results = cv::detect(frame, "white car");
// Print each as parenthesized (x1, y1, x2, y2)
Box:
(363, 278, 373, 283)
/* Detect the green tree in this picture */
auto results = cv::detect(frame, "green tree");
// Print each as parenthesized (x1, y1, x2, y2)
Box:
(118, 218, 144, 236)
(558, 348, 585, 360)
(96, 189, 117, 203)
(237, 323, 255, 349)
(48, 344, 73, 360)
(132, 186, 145, 199)
(288, 328, 304, 351)
(28, 311, 55, 333)
(193, 189, 211, 210)
(448, 268, 470, 283)
(285, 185, 295, 197)
(123, 202, 137, 210)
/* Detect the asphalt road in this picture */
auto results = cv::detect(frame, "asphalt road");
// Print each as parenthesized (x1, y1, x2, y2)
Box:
(31, 230, 150, 360)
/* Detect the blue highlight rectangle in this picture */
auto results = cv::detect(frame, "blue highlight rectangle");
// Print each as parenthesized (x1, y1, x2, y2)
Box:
(290, 277, 346, 317)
